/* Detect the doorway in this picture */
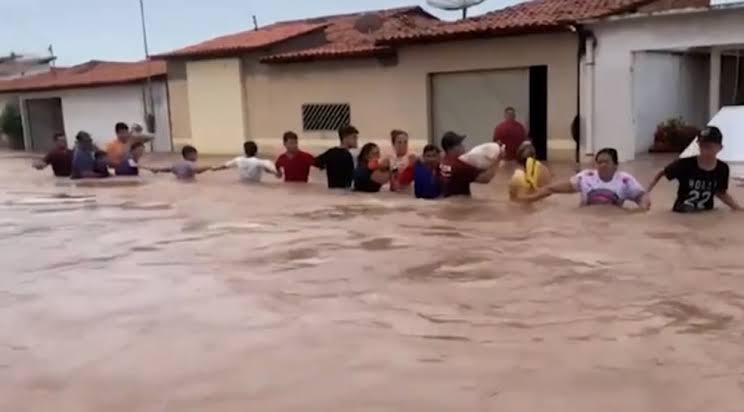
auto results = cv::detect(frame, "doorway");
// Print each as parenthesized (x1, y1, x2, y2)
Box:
(529, 65, 548, 160)
(24, 97, 65, 152)
(430, 68, 530, 148)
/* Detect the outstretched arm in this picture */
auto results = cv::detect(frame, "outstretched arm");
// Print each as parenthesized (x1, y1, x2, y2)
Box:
(647, 169, 666, 193)
(32, 159, 48, 170)
(525, 181, 576, 202)
(147, 166, 173, 174)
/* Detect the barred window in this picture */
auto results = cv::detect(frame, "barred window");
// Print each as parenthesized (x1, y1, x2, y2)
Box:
(302, 103, 351, 131)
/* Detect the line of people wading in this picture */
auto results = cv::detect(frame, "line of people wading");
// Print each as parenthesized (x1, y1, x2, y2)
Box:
(32, 108, 742, 214)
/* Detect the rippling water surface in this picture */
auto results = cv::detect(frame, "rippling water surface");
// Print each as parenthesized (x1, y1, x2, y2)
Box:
(1, 151, 743, 412)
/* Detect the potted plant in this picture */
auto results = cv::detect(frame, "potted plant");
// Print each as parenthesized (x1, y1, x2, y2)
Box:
(649, 117, 700, 153)
(0, 103, 24, 150)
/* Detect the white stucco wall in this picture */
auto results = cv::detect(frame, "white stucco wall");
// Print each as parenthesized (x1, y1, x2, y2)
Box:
(19, 82, 171, 151)
(586, 7, 744, 161)
(631, 51, 708, 154)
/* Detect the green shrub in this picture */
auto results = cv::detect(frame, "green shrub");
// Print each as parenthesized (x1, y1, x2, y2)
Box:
(0, 103, 24, 149)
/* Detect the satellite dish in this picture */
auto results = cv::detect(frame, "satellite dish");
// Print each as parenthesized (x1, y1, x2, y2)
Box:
(426, 0, 487, 19)
(353, 13, 385, 34)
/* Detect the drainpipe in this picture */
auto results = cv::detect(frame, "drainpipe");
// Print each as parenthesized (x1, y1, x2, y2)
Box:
(584, 31, 596, 156)
(572, 25, 585, 165)
(572, 25, 594, 164)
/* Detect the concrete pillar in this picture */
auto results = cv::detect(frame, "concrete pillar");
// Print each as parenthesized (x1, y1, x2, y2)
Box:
(709, 48, 721, 118)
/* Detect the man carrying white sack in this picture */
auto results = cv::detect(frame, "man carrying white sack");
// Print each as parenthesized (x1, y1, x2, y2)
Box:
(440, 131, 503, 197)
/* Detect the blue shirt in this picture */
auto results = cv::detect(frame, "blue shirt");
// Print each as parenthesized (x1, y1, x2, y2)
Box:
(414, 161, 442, 199)
(70, 148, 96, 179)
(115, 154, 139, 176)
(353, 164, 382, 193)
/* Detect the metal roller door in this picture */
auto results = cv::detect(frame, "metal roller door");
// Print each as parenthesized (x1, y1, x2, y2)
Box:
(430, 68, 530, 148)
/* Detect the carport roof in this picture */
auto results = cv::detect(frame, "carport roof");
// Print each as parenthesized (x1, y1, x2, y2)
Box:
(0, 60, 166, 94)
(379, 0, 666, 44)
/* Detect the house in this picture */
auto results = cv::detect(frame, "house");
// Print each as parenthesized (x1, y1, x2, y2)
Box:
(154, 1, 690, 160)
(0, 53, 55, 80)
(154, 6, 440, 155)
(0, 53, 56, 135)
(580, 0, 744, 161)
(0, 60, 171, 153)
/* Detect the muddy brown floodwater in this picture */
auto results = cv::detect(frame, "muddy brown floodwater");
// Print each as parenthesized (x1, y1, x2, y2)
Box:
(1, 150, 744, 412)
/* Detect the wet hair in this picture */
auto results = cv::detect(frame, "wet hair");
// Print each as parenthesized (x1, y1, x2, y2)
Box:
(130, 141, 145, 151)
(243, 141, 258, 157)
(75, 131, 92, 142)
(338, 125, 359, 142)
(422, 144, 440, 155)
(516, 141, 535, 165)
(283, 131, 298, 143)
(52, 132, 66, 141)
(595, 147, 619, 165)
(115, 122, 129, 133)
(181, 145, 197, 158)
(390, 129, 408, 144)
(357, 142, 379, 164)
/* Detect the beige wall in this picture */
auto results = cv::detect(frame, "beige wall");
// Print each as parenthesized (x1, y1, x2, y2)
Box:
(170, 33, 578, 159)
(167, 61, 192, 148)
(243, 33, 578, 159)
(186, 58, 246, 154)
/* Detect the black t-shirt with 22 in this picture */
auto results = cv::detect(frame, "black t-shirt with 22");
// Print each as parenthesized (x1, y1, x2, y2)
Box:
(314, 147, 354, 189)
(664, 157, 729, 213)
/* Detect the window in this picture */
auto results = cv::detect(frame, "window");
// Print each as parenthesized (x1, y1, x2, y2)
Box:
(302, 103, 351, 131)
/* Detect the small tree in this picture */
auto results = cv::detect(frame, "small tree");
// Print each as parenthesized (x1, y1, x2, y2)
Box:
(0, 103, 24, 149)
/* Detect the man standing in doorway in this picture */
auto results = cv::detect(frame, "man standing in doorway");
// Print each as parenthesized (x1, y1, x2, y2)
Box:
(493, 106, 528, 161)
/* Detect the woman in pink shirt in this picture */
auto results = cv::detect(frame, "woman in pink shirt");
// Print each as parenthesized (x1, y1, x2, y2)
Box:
(527, 148, 651, 210)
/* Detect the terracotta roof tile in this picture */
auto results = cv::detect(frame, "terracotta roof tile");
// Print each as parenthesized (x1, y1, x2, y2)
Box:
(0, 60, 165, 93)
(153, 22, 329, 58)
(262, 9, 437, 63)
(154, 6, 438, 64)
(380, 0, 657, 43)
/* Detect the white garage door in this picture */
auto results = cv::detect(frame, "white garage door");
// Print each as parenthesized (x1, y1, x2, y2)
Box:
(430, 69, 530, 148)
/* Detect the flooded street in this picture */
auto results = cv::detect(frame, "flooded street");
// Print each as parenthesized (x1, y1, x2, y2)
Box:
(1, 151, 743, 412)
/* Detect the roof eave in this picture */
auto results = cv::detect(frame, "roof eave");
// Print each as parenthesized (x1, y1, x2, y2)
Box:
(580, 2, 744, 25)
(261, 47, 396, 65)
(0, 75, 167, 95)
(378, 24, 570, 46)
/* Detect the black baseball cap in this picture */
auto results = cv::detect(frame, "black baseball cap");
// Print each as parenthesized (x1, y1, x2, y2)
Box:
(699, 126, 723, 145)
(441, 131, 466, 152)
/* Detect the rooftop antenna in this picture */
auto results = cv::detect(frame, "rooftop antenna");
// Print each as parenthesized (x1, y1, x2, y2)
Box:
(253, 15, 259, 31)
(426, 0, 487, 19)
(48, 44, 55, 67)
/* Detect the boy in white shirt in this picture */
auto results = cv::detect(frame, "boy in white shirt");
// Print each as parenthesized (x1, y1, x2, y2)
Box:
(213, 141, 280, 182)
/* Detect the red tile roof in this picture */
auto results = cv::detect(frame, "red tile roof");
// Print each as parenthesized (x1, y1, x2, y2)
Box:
(153, 22, 329, 59)
(380, 0, 658, 44)
(0, 60, 166, 93)
(153, 6, 439, 64)
(262, 9, 438, 63)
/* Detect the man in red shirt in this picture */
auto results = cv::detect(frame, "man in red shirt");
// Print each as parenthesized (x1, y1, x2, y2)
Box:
(275, 131, 315, 183)
(493, 106, 528, 161)
(440, 131, 499, 197)
(33, 132, 73, 177)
